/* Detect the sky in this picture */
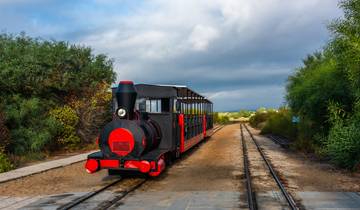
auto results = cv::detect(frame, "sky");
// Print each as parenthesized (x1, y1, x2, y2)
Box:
(0, 0, 343, 111)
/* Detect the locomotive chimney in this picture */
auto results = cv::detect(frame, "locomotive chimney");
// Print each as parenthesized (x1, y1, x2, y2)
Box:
(116, 81, 137, 120)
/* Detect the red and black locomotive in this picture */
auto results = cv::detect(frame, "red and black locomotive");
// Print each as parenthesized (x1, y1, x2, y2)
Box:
(85, 81, 213, 176)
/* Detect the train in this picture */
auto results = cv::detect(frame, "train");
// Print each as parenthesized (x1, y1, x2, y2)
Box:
(85, 81, 213, 176)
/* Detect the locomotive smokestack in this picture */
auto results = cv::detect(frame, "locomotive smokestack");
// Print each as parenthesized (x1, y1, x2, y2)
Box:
(116, 81, 137, 120)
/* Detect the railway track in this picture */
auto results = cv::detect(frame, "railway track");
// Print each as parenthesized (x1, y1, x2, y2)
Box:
(212, 124, 225, 135)
(268, 135, 291, 148)
(240, 123, 298, 210)
(57, 178, 146, 210)
(57, 125, 225, 210)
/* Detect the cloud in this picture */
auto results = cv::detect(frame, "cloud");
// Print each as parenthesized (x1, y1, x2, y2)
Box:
(189, 25, 219, 51)
(204, 85, 286, 111)
(0, 0, 342, 110)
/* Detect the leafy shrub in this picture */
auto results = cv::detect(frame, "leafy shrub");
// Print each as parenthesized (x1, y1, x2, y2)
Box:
(4, 96, 59, 154)
(49, 106, 80, 148)
(261, 108, 297, 140)
(249, 108, 277, 128)
(0, 152, 13, 173)
(326, 119, 360, 169)
(227, 110, 254, 120)
(286, 53, 352, 131)
(50, 106, 79, 128)
(0, 33, 115, 99)
(282, 0, 360, 169)
(213, 112, 230, 124)
(291, 137, 315, 153)
(0, 110, 10, 153)
(238, 110, 253, 118)
(70, 82, 112, 143)
(0, 33, 115, 164)
(0, 110, 13, 172)
(249, 112, 267, 128)
(322, 102, 360, 169)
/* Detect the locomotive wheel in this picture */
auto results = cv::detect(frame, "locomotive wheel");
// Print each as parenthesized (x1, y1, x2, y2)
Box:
(164, 153, 173, 165)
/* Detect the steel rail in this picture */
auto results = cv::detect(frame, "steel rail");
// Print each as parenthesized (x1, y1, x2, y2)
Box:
(211, 125, 225, 135)
(57, 178, 124, 210)
(94, 179, 147, 210)
(57, 178, 147, 210)
(268, 135, 290, 148)
(240, 124, 257, 210)
(243, 124, 298, 210)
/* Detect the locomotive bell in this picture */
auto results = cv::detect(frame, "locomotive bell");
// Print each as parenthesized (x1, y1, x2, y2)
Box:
(116, 81, 137, 120)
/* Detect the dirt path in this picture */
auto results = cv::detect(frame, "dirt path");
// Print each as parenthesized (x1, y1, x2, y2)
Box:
(140, 123, 244, 192)
(0, 161, 111, 196)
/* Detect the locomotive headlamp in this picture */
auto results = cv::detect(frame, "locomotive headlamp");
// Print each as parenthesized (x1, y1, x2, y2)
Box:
(117, 108, 127, 118)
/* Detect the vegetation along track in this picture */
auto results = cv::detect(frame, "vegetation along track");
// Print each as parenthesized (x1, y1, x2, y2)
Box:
(240, 123, 298, 210)
(57, 125, 225, 210)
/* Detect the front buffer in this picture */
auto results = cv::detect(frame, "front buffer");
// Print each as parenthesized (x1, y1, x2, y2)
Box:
(84, 119, 166, 177)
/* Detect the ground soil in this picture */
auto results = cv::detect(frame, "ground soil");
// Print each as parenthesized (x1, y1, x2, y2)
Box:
(0, 161, 111, 196)
(139, 123, 244, 192)
(247, 125, 360, 193)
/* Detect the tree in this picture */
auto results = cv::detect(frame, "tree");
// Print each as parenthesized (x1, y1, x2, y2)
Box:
(286, 51, 352, 132)
(329, 0, 360, 97)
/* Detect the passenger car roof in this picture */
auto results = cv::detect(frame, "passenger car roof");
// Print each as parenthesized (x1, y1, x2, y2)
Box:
(111, 83, 212, 104)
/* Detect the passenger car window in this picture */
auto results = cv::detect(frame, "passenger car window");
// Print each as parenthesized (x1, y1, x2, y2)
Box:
(136, 98, 166, 113)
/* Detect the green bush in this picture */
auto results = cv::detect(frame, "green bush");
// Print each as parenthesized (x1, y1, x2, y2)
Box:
(0, 152, 13, 173)
(50, 106, 79, 127)
(249, 108, 277, 128)
(261, 109, 297, 140)
(70, 82, 113, 143)
(218, 115, 230, 124)
(0, 110, 10, 153)
(280, 0, 360, 169)
(49, 106, 80, 148)
(213, 112, 230, 124)
(238, 110, 253, 118)
(4, 96, 59, 154)
(0, 33, 115, 99)
(322, 102, 360, 169)
(227, 110, 254, 120)
(326, 119, 360, 169)
(286, 52, 352, 131)
(249, 112, 267, 128)
(0, 33, 115, 161)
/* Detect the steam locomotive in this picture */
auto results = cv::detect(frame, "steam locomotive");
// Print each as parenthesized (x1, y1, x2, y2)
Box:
(85, 81, 213, 176)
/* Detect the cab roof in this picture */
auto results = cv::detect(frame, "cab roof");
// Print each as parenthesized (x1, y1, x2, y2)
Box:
(111, 83, 212, 104)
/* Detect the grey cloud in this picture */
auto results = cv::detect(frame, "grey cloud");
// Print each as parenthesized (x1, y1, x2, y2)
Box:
(0, 0, 342, 110)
